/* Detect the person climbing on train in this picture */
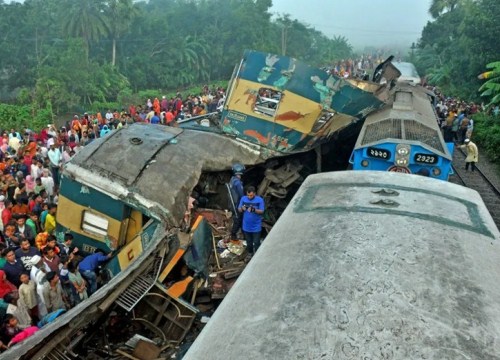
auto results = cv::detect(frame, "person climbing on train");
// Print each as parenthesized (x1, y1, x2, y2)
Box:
(227, 163, 245, 242)
(238, 186, 265, 262)
(460, 138, 479, 172)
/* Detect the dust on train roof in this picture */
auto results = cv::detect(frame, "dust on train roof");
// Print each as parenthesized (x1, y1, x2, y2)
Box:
(65, 123, 264, 225)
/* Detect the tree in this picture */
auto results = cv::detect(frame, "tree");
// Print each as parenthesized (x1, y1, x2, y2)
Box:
(104, 0, 140, 66)
(60, 0, 108, 61)
(429, 0, 462, 18)
(479, 61, 500, 106)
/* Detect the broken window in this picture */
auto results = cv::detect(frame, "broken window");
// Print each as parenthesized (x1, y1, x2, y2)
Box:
(312, 110, 335, 133)
(253, 88, 282, 117)
(82, 210, 109, 237)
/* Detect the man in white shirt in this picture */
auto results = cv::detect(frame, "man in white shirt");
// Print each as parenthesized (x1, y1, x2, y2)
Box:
(47, 142, 62, 187)
(41, 169, 55, 200)
(47, 125, 58, 139)
(105, 110, 114, 124)
(31, 159, 43, 180)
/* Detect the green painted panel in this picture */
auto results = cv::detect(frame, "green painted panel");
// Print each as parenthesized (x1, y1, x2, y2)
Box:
(60, 176, 127, 220)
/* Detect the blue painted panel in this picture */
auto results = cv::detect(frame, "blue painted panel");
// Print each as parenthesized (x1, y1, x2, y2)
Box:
(352, 143, 452, 181)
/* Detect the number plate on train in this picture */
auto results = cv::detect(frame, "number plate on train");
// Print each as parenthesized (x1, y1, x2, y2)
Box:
(367, 147, 390, 159)
(414, 153, 438, 164)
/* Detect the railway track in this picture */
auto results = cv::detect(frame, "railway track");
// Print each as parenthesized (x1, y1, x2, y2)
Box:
(449, 146, 500, 230)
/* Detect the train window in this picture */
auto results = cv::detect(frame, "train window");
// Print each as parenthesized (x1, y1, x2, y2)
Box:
(312, 111, 335, 133)
(253, 88, 282, 117)
(82, 210, 109, 237)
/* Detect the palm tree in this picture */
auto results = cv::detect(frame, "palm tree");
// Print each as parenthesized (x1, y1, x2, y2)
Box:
(174, 36, 210, 85)
(429, 0, 462, 18)
(479, 61, 500, 106)
(105, 0, 140, 66)
(61, 0, 109, 61)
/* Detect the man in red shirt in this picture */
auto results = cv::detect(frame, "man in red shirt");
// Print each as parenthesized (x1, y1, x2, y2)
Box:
(165, 107, 175, 126)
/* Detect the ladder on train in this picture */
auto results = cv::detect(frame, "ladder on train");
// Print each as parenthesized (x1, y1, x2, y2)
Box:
(115, 252, 165, 312)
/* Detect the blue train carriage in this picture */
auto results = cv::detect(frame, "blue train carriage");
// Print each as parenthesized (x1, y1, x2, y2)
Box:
(350, 83, 453, 180)
(219, 50, 399, 154)
(8, 123, 267, 359)
(184, 171, 500, 360)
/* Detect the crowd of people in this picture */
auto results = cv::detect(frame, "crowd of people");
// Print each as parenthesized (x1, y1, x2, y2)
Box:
(0, 85, 227, 349)
(325, 52, 396, 79)
(431, 87, 480, 171)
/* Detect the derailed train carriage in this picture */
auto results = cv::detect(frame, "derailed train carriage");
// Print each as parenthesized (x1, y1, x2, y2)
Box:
(4, 50, 403, 358)
(181, 49, 400, 153)
(184, 171, 500, 360)
(350, 82, 454, 180)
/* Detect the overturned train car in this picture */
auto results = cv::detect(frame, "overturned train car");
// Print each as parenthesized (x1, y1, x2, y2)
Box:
(350, 83, 453, 180)
(185, 171, 500, 360)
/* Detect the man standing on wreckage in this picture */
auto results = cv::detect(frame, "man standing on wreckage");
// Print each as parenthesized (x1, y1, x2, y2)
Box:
(226, 163, 245, 242)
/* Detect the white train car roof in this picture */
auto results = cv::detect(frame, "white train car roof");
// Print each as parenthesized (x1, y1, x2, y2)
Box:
(355, 84, 451, 159)
(185, 171, 500, 360)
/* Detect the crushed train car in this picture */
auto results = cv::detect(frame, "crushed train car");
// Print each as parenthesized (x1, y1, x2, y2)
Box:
(3, 50, 402, 359)
(4, 124, 267, 359)
(180, 50, 401, 155)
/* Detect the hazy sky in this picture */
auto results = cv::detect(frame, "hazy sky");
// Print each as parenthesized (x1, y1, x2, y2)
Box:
(5, 0, 433, 49)
(271, 0, 433, 49)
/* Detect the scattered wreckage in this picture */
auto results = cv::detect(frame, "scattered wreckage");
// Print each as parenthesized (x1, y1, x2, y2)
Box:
(4, 50, 402, 359)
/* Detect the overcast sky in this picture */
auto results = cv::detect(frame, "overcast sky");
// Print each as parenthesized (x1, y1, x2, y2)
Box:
(271, 0, 433, 49)
(4, 0, 433, 50)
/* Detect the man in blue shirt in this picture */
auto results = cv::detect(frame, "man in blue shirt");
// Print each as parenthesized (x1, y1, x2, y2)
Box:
(150, 112, 161, 124)
(78, 250, 112, 295)
(238, 186, 265, 261)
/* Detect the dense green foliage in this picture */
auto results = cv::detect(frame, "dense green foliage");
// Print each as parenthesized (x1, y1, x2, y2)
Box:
(0, 0, 353, 123)
(415, 0, 500, 102)
(478, 61, 500, 106)
(0, 103, 53, 131)
(471, 113, 500, 162)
